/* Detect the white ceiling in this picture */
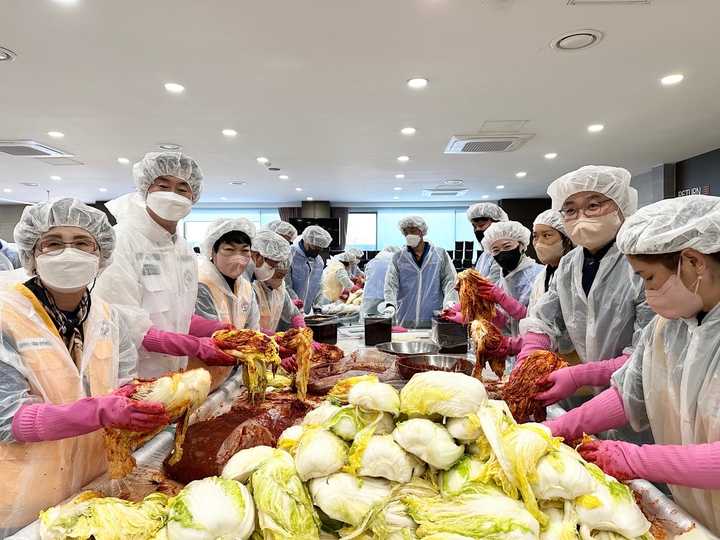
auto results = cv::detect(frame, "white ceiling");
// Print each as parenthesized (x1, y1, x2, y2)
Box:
(1, 0, 720, 207)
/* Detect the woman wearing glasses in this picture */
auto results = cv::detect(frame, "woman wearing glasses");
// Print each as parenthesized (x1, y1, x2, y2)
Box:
(514, 166, 656, 423)
(0, 198, 168, 535)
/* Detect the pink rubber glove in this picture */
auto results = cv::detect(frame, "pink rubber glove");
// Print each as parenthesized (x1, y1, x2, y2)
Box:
(142, 328, 236, 366)
(392, 326, 408, 333)
(513, 332, 552, 371)
(291, 314, 306, 328)
(311, 341, 323, 351)
(542, 387, 629, 441)
(350, 276, 359, 284)
(475, 281, 528, 321)
(188, 314, 234, 337)
(491, 310, 508, 328)
(292, 299, 304, 309)
(479, 335, 523, 357)
(578, 439, 720, 489)
(440, 307, 468, 325)
(534, 355, 630, 407)
(350, 284, 361, 293)
(261, 328, 276, 336)
(278, 345, 295, 359)
(11, 394, 169, 442)
(281, 355, 298, 373)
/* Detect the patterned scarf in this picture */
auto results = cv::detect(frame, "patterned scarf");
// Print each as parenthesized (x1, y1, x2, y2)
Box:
(25, 277, 91, 367)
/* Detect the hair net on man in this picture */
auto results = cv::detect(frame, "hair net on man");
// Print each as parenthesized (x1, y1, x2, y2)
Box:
(336, 252, 355, 264)
(466, 202, 509, 222)
(547, 165, 638, 218)
(252, 229, 292, 261)
(14, 197, 116, 274)
(397, 216, 428, 236)
(275, 256, 293, 271)
(200, 217, 257, 259)
(133, 151, 204, 203)
(481, 220, 531, 252)
(383, 245, 401, 253)
(266, 220, 297, 241)
(533, 209, 567, 237)
(345, 247, 364, 259)
(617, 195, 720, 255)
(302, 225, 333, 249)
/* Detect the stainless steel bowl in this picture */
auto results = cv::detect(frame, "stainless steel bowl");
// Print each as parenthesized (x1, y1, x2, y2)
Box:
(396, 354, 474, 380)
(375, 341, 440, 356)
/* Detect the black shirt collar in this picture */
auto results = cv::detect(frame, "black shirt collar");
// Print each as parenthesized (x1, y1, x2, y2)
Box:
(582, 240, 615, 264)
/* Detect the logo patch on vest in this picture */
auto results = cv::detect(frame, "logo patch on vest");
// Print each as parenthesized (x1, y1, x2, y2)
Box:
(17, 338, 53, 351)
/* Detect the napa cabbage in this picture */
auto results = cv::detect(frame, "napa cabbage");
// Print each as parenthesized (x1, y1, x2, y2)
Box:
(347, 380, 401, 417)
(392, 418, 464, 470)
(399, 371, 487, 418)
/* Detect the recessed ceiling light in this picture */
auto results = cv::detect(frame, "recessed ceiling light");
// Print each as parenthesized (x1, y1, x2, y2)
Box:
(117, 157, 130, 164)
(99, 188, 107, 192)
(661, 74, 684, 85)
(395, 174, 406, 179)
(496, 185, 505, 190)
(444, 179, 463, 185)
(50, 175, 62, 180)
(295, 187, 302, 192)
(545, 153, 557, 159)
(20, 182, 38, 186)
(279, 175, 289, 180)
(0, 47, 17, 62)
(393, 196, 400, 200)
(2, 188, 11, 193)
(481, 195, 489, 199)
(397, 156, 410, 162)
(257, 157, 269, 163)
(588, 124, 604, 132)
(516, 172, 527, 178)
(47, 131, 64, 138)
(157, 143, 182, 150)
(229, 181, 247, 186)
(393, 187, 402, 191)
(401, 127, 417, 135)
(164, 83, 184, 93)
(550, 29, 604, 52)
(220, 196, 228, 201)
(222, 129, 237, 137)
(407, 78, 429, 88)
(306, 197, 314, 201)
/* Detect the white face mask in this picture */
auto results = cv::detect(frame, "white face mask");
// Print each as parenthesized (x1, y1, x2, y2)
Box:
(146, 191, 192, 221)
(564, 211, 622, 251)
(254, 261, 275, 281)
(405, 234, 421, 248)
(534, 239, 566, 265)
(36, 249, 100, 293)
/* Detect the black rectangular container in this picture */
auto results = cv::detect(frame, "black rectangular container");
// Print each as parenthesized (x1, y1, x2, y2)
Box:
(305, 315, 338, 344)
(364, 316, 392, 346)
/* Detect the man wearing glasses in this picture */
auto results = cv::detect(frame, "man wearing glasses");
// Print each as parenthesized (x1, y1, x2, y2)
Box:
(513, 166, 656, 436)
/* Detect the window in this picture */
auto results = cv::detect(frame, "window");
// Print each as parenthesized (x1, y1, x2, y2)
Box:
(345, 213, 377, 250)
(182, 209, 280, 247)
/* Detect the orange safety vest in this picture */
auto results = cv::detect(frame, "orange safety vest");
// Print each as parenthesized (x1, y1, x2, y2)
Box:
(0, 284, 118, 532)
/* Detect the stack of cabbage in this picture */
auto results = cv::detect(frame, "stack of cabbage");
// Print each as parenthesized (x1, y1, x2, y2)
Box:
(221, 372, 654, 540)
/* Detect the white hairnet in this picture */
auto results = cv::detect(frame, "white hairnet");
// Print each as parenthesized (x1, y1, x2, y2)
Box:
(302, 225, 333, 248)
(252, 229, 292, 261)
(383, 245, 401, 253)
(397, 215, 428, 236)
(533, 209, 567, 237)
(345, 247, 364, 258)
(13, 197, 116, 274)
(466, 202, 509, 222)
(617, 195, 720, 255)
(276, 256, 292, 271)
(133, 151, 204, 203)
(547, 165, 638, 218)
(336, 252, 355, 263)
(200, 217, 257, 258)
(266, 219, 297, 241)
(481, 220, 531, 252)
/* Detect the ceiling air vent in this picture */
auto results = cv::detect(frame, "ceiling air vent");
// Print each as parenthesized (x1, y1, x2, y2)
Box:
(421, 188, 469, 198)
(445, 133, 534, 154)
(0, 140, 74, 158)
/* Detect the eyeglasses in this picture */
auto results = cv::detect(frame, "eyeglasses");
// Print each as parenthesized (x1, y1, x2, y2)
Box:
(37, 239, 98, 254)
(559, 199, 613, 221)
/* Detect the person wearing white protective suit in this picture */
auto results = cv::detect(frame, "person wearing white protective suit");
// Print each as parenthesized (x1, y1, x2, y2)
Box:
(0, 238, 21, 269)
(344, 247, 365, 279)
(0, 198, 168, 535)
(544, 195, 720, 536)
(359, 245, 400, 321)
(253, 255, 305, 334)
(285, 225, 333, 314)
(382, 216, 458, 329)
(190, 217, 260, 391)
(322, 251, 361, 303)
(0, 250, 12, 271)
(512, 166, 655, 438)
(265, 219, 298, 244)
(95, 152, 236, 378)
(466, 202, 509, 285)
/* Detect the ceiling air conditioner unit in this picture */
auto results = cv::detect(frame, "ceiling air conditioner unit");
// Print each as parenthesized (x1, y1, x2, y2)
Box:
(421, 188, 469, 198)
(0, 140, 74, 158)
(444, 133, 534, 154)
